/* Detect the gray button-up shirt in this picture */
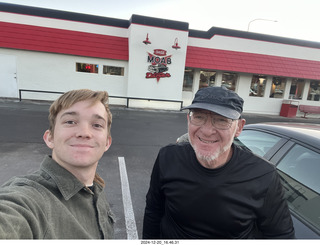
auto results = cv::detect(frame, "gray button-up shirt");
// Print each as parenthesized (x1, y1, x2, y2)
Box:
(0, 155, 115, 239)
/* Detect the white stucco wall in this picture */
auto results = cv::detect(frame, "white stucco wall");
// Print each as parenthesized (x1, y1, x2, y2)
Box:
(0, 48, 128, 102)
(127, 24, 188, 104)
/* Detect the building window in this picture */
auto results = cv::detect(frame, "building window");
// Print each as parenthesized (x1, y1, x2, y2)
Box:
(199, 70, 216, 89)
(103, 66, 124, 76)
(183, 68, 194, 91)
(308, 80, 320, 101)
(289, 78, 305, 100)
(76, 63, 98, 73)
(250, 75, 267, 97)
(222, 72, 238, 91)
(270, 77, 286, 98)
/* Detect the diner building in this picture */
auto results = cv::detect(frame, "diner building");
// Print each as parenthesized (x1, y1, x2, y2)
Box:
(1, 2, 320, 116)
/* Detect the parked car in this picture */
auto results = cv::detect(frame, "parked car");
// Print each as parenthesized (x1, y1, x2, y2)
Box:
(235, 122, 320, 239)
(177, 123, 320, 238)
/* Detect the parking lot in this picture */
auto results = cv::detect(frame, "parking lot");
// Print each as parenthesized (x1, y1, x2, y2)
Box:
(0, 99, 319, 239)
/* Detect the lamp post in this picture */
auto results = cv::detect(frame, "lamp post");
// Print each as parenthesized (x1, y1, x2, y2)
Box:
(247, 18, 278, 31)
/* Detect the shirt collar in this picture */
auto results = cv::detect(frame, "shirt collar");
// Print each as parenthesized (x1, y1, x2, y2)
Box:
(40, 155, 86, 200)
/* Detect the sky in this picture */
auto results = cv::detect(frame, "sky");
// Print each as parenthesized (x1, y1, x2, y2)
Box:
(1, 0, 320, 43)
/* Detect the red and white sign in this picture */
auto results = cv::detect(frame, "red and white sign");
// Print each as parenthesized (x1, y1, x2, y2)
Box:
(146, 49, 172, 82)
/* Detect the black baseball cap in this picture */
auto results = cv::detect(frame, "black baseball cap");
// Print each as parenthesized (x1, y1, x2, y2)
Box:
(182, 86, 244, 119)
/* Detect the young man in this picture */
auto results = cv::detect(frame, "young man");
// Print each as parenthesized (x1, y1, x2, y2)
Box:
(143, 86, 295, 239)
(0, 89, 114, 239)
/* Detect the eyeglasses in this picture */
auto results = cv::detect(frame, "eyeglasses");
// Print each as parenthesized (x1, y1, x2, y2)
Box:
(189, 111, 234, 130)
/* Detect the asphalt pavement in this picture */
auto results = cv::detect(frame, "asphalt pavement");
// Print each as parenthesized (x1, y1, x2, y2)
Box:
(0, 99, 319, 239)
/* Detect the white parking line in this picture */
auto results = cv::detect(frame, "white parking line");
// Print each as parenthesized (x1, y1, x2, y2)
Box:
(118, 156, 138, 240)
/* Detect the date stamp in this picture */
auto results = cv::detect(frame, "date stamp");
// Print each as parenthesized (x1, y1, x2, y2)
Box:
(141, 240, 179, 245)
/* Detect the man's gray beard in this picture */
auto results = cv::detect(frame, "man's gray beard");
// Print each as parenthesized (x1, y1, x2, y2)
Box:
(197, 154, 218, 165)
(190, 138, 231, 167)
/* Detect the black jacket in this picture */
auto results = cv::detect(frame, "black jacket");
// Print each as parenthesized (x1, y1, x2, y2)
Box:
(143, 143, 295, 239)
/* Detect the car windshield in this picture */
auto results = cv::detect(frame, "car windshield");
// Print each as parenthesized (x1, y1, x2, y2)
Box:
(236, 130, 282, 157)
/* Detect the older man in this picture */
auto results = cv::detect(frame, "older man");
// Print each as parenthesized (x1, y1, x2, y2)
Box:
(143, 86, 294, 239)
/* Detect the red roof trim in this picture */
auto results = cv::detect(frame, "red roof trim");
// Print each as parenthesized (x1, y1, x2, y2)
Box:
(0, 21, 128, 60)
(186, 46, 320, 80)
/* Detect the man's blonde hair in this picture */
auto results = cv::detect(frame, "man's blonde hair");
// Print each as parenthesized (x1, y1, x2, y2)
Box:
(48, 89, 112, 135)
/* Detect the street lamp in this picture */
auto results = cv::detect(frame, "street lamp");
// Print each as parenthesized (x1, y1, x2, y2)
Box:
(247, 18, 278, 31)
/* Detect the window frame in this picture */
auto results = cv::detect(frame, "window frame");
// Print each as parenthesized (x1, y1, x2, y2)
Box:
(183, 68, 194, 92)
(222, 72, 238, 91)
(289, 78, 305, 100)
(102, 65, 124, 76)
(249, 75, 267, 97)
(76, 62, 99, 74)
(199, 70, 216, 89)
(270, 77, 287, 98)
(308, 80, 320, 101)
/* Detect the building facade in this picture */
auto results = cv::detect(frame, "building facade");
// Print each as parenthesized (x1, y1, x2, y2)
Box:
(1, 3, 320, 116)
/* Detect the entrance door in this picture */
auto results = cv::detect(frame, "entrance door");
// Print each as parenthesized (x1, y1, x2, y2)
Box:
(0, 54, 17, 98)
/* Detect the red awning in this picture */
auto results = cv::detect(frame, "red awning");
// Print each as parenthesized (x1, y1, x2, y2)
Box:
(0, 21, 128, 60)
(186, 46, 320, 80)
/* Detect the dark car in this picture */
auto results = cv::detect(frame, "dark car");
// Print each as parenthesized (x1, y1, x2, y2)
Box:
(177, 123, 320, 238)
(236, 123, 320, 239)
